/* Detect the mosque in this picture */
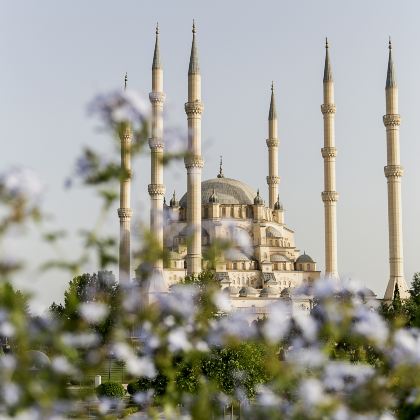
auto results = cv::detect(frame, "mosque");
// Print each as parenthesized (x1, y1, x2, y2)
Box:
(117, 23, 408, 313)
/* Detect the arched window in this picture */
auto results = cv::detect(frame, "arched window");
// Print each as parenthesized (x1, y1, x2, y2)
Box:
(307, 263, 310, 270)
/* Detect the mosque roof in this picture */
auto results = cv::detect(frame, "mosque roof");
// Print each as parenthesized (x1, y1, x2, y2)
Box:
(270, 254, 290, 262)
(179, 177, 257, 207)
(295, 253, 314, 264)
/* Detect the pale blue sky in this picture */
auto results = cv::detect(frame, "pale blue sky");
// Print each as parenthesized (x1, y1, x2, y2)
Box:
(1, 0, 420, 309)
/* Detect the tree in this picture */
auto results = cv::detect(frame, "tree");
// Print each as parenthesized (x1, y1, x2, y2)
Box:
(49, 271, 120, 338)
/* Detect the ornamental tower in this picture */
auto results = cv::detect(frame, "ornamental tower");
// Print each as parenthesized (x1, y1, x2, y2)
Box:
(321, 39, 339, 278)
(118, 73, 132, 283)
(148, 24, 166, 273)
(184, 21, 204, 276)
(383, 39, 408, 300)
(266, 82, 280, 209)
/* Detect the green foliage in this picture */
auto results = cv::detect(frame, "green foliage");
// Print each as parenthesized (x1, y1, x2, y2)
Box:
(126, 378, 153, 395)
(95, 382, 125, 399)
(202, 342, 271, 398)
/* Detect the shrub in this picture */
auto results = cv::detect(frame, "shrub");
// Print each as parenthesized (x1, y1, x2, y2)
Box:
(126, 377, 153, 395)
(95, 382, 125, 399)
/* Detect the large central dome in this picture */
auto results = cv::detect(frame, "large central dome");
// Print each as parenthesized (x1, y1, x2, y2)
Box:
(179, 177, 257, 207)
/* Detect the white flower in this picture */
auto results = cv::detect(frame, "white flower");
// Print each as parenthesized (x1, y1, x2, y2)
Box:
(88, 89, 149, 128)
(158, 285, 198, 320)
(263, 301, 291, 343)
(286, 347, 326, 368)
(79, 302, 109, 324)
(0, 167, 43, 202)
(392, 329, 420, 364)
(256, 385, 281, 407)
(298, 378, 325, 410)
(294, 312, 318, 342)
(323, 361, 374, 392)
(208, 312, 256, 346)
(51, 356, 75, 375)
(2, 383, 20, 406)
(195, 341, 209, 352)
(353, 305, 389, 346)
(61, 332, 100, 348)
(0, 321, 15, 337)
(126, 356, 156, 378)
(0, 355, 16, 372)
(168, 327, 192, 352)
(213, 291, 232, 312)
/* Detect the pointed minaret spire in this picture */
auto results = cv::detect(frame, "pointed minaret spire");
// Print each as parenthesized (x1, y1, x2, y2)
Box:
(323, 37, 333, 83)
(124, 72, 128, 91)
(152, 22, 161, 70)
(269, 81, 277, 120)
(188, 20, 200, 75)
(386, 36, 397, 88)
(217, 155, 224, 178)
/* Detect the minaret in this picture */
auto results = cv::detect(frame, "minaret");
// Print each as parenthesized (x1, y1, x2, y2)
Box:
(184, 21, 204, 276)
(383, 38, 408, 300)
(321, 39, 339, 278)
(148, 23, 166, 272)
(118, 72, 132, 283)
(266, 82, 280, 209)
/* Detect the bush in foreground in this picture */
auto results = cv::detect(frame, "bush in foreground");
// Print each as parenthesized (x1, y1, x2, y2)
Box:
(96, 382, 125, 399)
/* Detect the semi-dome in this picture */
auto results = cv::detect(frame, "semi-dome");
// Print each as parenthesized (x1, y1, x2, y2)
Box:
(270, 254, 290, 262)
(296, 252, 314, 264)
(179, 177, 257, 207)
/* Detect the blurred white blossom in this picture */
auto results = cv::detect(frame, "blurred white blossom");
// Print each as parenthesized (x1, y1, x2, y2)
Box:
(79, 302, 109, 324)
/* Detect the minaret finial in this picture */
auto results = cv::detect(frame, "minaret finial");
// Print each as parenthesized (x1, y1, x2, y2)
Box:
(124, 72, 128, 91)
(152, 23, 161, 69)
(188, 20, 200, 75)
(269, 82, 277, 120)
(323, 37, 333, 83)
(217, 155, 224, 178)
(386, 36, 397, 88)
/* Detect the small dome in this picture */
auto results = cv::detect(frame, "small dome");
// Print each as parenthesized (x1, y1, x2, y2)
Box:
(27, 350, 50, 371)
(296, 252, 314, 264)
(254, 190, 264, 205)
(267, 286, 280, 294)
(227, 286, 239, 295)
(225, 248, 250, 262)
(239, 286, 259, 297)
(274, 195, 283, 210)
(169, 191, 179, 207)
(208, 188, 219, 203)
(280, 287, 293, 298)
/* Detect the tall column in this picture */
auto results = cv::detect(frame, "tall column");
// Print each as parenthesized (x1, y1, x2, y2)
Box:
(184, 21, 204, 276)
(118, 73, 132, 282)
(148, 24, 166, 271)
(383, 39, 408, 300)
(266, 82, 280, 209)
(321, 39, 339, 278)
